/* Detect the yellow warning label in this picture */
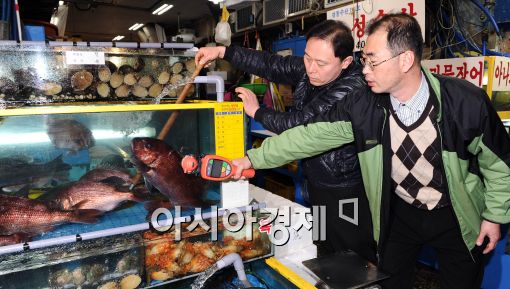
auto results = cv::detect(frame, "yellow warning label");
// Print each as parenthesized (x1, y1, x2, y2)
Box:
(214, 102, 245, 160)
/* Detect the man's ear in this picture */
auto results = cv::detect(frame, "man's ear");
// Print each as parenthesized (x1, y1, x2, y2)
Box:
(340, 56, 353, 69)
(400, 51, 414, 73)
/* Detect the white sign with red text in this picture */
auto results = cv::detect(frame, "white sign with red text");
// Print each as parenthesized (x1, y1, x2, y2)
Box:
(327, 0, 425, 51)
(421, 57, 485, 88)
(491, 56, 510, 91)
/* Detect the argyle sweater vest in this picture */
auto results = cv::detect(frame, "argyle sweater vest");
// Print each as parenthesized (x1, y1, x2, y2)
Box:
(389, 99, 449, 210)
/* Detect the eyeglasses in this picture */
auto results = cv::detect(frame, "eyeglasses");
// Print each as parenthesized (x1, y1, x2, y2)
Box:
(360, 51, 405, 70)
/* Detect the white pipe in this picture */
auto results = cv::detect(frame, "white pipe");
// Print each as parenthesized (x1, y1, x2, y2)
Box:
(0, 243, 24, 255)
(162, 43, 194, 49)
(194, 75, 225, 102)
(14, 0, 22, 41)
(115, 42, 139, 48)
(79, 223, 150, 241)
(88, 42, 114, 47)
(139, 42, 162, 49)
(216, 253, 252, 287)
(28, 234, 78, 250)
(48, 41, 74, 46)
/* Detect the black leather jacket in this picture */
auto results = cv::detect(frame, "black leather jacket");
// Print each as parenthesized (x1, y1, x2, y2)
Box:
(224, 45, 364, 188)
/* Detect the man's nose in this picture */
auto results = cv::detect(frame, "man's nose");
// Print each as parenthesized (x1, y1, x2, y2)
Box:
(308, 61, 318, 73)
(362, 64, 370, 75)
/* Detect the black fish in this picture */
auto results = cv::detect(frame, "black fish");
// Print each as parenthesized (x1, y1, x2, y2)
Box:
(0, 156, 71, 190)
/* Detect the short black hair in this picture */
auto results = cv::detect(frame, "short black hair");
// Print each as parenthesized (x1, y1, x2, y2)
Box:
(306, 20, 354, 60)
(367, 13, 423, 62)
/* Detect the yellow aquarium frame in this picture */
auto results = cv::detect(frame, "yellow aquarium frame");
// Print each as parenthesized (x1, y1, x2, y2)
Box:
(0, 100, 219, 116)
(265, 257, 317, 289)
(484, 56, 510, 121)
(0, 100, 247, 159)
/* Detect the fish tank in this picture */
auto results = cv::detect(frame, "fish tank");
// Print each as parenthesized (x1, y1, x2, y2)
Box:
(0, 42, 246, 245)
(0, 207, 275, 289)
(0, 42, 199, 108)
(0, 104, 233, 245)
(0, 232, 144, 289)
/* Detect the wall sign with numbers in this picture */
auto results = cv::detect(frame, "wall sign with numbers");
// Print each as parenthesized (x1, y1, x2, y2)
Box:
(422, 57, 485, 88)
(327, 0, 425, 52)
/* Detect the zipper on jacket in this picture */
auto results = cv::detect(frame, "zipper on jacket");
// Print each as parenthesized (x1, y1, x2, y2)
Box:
(424, 70, 474, 260)
(376, 103, 388, 264)
(435, 120, 476, 261)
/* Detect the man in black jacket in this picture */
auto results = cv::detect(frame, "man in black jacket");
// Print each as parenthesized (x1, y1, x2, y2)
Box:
(195, 20, 377, 263)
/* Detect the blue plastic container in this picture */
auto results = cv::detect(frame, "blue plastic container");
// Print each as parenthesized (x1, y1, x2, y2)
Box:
(24, 25, 45, 41)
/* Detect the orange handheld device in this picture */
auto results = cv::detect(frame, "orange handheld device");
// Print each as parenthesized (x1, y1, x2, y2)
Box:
(181, 155, 255, 181)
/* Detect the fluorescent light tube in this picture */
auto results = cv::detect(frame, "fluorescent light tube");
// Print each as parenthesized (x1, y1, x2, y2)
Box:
(157, 4, 173, 15)
(128, 23, 140, 30)
(0, 127, 156, 145)
(152, 4, 168, 15)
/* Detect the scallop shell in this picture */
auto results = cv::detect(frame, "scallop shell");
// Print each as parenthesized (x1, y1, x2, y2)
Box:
(110, 72, 124, 88)
(115, 85, 130, 98)
(132, 85, 148, 98)
(148, 83, 162, 98)
(119, 274, 141, 289)
(157, 71, 170, 85)
(98, 66, 112, 82)
(171, 62, 183, 74)
(150, 270, 171, 281)
(123, 73, 138, 86)
(185, 59, 196, 72)
(98, 281, 119, 289)
(170, 74, 184, 85)
(41, 82, 62, 96)
(71, 70, 94, 91)
(138, 75, 154, 88)
(97, 82, 110, 98)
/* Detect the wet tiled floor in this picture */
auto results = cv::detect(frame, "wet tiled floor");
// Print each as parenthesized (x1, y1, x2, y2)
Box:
(413, 264, 440, 289)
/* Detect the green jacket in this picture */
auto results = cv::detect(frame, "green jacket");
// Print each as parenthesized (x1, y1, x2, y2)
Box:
(247, 69, 510, 252)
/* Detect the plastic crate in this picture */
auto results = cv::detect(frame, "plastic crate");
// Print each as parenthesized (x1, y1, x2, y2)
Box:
(24, 25, 46, 41)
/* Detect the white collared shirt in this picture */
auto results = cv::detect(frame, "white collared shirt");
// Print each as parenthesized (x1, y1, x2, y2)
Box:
(390, 73, 429, 126)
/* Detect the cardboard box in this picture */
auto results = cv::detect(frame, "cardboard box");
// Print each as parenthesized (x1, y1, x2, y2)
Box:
(264, 174, 295, 202)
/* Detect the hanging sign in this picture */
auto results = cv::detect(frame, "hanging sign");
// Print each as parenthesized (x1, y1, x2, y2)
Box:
(422, 57, 485, 87)
(491, 56, 510, 91)
(327, 0, 425, 51)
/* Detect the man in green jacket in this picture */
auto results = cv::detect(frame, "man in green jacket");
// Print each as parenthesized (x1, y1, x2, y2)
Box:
(233, 13, 510, 289)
